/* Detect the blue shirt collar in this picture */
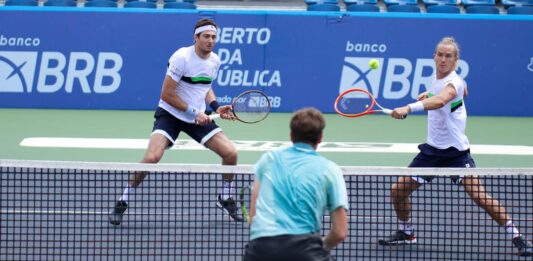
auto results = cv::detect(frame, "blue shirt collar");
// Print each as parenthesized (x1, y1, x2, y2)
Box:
(293, 142, 317, 154)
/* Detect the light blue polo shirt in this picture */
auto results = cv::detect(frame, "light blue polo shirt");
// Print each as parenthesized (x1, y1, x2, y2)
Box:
(250, 142, 349, 240)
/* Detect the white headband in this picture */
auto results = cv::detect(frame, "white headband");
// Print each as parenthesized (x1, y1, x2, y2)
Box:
(194, 25, 217, 35)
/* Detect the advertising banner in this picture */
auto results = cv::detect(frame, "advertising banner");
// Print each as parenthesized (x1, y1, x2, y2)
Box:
(1, 9, 532, 116)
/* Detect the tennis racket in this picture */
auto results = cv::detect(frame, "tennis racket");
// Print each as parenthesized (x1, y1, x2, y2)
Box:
(239, 185, 251, 223)
(334, 88, 404, 118)
(210, 90, 271, 124)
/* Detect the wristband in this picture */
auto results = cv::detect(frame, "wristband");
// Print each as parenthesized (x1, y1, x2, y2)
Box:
(209, 100, 221, 112)
(408, 101, 424, 113)
(185, 105, 199, 117)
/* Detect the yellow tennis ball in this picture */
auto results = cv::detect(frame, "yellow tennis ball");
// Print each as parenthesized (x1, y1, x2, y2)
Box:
(369, 59, 379, 70)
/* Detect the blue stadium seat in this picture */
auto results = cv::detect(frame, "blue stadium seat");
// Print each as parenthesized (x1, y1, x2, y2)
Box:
(426, 4, 461, 12)
(304, 0, 339, 4)
(346, 4, 380, 11)
(146, 0, 194, 3)
(507, 5, 533, 13)
(462, 0, 496, 6)
(501, 0, 533, 6)
(465, 5, 499, 13)
(84, 0, 117, 7)
(384, 0, 418, 5)
(5, 0, 38, 5)
(307, 3, 340, 10)
(164, 2, 196, 8)
(344, 0, 377, 5)
(44, 0, 77, 6)
(164, 0, 195, 2)
(124, 1, 156, 8)
(387, 4, 421, 11)
(423, 0, 458, 6)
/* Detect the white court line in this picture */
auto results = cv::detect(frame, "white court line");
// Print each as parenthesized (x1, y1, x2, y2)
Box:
(0, 209, 187, 216)
(19, 137, 533, 155)
(0, 209, 405, 221)
(3, 209, 527, 223)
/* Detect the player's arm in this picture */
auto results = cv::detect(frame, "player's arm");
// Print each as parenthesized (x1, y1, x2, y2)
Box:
(205, 88, 234, 120)
(248, 179, 260, 224)
(418, 84, 457, 110)
(416, 91, 430, 101)
(160, 75, 209, 124)
(323, 207, 348, 251)
(391, 84, 457, 119)
(160, 75, 188, 111)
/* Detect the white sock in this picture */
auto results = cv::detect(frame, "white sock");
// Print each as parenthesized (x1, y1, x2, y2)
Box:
(504, 220, 521, 240)
(221, 181, 233, 200)
(119, 186, 135, 202)
(399, 219, 414, 235)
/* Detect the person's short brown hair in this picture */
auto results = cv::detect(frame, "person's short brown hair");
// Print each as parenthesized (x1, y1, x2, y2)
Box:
(290, 107, 325, 145)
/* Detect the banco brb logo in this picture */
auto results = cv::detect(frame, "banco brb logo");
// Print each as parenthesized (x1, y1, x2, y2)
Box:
(339, 57, 383, 97)
(340, 57, 469, 100)
(0, 52, 37, 93)
(0, 51, 122, 93)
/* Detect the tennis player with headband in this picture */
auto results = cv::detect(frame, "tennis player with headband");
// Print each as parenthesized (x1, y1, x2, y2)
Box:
(380, 36, 532, 256)
(109, 18, 244, 224)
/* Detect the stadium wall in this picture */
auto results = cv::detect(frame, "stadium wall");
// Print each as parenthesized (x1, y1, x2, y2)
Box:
(1, 8, 532, 116)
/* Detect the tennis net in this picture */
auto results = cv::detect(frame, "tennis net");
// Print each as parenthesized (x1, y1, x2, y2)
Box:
(1, 159, 532, 260)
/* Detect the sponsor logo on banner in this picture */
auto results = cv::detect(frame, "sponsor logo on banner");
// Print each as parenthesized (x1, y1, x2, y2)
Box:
(0, 36, 123, 94)
(214, 27, 283, 109)
(339, 57, 384, 97)
(340, 52, 469, 99)
(0, 52, 38, 93)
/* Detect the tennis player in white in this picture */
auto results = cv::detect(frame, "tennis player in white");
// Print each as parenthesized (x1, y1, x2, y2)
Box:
(380, 37, 532, 256)
(109, 18, 243, 224)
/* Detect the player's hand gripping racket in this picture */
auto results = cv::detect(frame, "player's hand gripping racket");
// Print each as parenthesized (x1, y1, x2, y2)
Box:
(210, 90, 271, 124)
(334, 88, 405, 119)
(239, 185, 251, 223)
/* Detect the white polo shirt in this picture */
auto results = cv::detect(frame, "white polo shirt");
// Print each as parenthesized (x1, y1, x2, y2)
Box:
(159, 45, 220, 123)
(427, 71, 470, 151)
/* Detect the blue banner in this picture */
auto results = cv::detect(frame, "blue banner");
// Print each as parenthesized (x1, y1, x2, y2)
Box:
(1, 8, 532, 116)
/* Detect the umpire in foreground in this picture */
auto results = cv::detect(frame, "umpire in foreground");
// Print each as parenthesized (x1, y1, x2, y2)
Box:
(243, 107, 349, 261)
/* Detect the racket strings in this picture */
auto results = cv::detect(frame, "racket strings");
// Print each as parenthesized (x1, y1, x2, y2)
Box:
(336, 93, 374, 116)
(233, 92, 270, 123)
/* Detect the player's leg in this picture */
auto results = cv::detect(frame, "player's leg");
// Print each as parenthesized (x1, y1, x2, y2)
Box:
(109, 107, 177, 225)
(182, 120, 240, 221)
(391, 176, 421, 222)
(204, 132, 242, 221)
(204, 131, 238, 165)
(130, 133, 170, 186)
(379, 176, 420, 245)
(462, 176, 509, 226)
(109, 134, 170, 225)
(462, 176, 532, 256)
(380, 146, 436, 245)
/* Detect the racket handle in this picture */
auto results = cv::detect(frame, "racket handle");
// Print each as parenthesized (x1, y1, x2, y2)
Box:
(209, 114, 221, 120)
(382, 109, 407, 119)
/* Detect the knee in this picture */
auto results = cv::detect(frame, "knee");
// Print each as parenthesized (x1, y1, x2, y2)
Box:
(391, 183, 408, 200)
(221, 148, 238, 164)
(143, 152, 162, 164)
